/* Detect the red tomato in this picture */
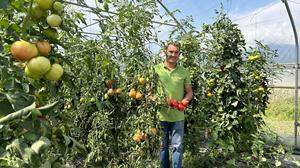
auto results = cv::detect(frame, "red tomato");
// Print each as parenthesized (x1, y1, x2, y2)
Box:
(170, 100, 178, 108)
(177, 103, 186, 111)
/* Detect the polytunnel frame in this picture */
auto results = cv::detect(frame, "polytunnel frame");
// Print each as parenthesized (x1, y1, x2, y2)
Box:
(281, 0, 300, 154)
(63, 0, 300, 154)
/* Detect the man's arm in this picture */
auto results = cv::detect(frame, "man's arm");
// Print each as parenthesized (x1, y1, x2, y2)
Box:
(182, 84, 193, 103)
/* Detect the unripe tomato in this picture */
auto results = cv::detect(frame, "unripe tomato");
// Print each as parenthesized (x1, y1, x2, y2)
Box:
(31, 6, 45, 20)
(104, 93, 109, 99)
(42, 28, 59, 39)
(27, 56, 51, 75)
(138, 77, 145, 85)
(53, 1, 64, 13)
(47, 14, 62, 27)
(25, 66, 42, 80)
(28, 43, 39, 59)
(258, 86, 264, 92)
(36, 0, 53, 10)
(44, 63, 64, 81)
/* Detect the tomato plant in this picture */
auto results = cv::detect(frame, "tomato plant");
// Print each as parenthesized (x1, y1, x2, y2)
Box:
(171, 12, 285, 167)
(0, 0, 88, 167)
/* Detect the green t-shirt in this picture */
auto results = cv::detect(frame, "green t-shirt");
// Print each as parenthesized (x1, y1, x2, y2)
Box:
(154, 63, 191, 122)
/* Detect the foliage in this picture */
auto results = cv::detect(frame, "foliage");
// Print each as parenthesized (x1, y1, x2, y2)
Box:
(54, 1, 162, 166)
(170, 11, 286, 167)
(0, 0, 87, 167)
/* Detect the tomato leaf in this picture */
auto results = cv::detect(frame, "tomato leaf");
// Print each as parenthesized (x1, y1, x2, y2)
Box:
(5, 92, 35, 111)
(0, 93, 14, 117)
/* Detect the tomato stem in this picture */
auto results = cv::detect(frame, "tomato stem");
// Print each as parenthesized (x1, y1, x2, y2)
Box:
(22, 0, 34, 40)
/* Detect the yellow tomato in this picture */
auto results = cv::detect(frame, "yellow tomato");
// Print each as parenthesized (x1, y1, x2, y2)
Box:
(107, 88, 114, 96)
(138, 77, 146, 85)
(207, 91, 213, 97)
(129, 90, 137, 98)
(135, 91, 143, 100)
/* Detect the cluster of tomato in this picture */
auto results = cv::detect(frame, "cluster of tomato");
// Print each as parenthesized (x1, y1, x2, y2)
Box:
(168, 99, 188, 111)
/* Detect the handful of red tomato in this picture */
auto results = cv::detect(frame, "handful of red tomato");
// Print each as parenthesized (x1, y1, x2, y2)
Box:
(168, 99, 188, 111)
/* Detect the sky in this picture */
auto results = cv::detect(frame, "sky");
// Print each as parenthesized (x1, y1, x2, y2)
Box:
(162, 0, 278, 24)
(159, 0, 300, 44)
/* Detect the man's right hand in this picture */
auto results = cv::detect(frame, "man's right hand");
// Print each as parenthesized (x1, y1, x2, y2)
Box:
(167, 99, 188, 111)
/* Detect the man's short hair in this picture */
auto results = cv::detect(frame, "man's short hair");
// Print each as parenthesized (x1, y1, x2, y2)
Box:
(164, 41, 181, 51)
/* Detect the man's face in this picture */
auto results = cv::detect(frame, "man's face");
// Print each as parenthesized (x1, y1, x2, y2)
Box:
(165, 44, 180, 63)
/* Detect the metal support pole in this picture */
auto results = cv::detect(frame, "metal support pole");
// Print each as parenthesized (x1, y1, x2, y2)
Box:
(281, 0, 300, 152)
(156, 0, 187, 33)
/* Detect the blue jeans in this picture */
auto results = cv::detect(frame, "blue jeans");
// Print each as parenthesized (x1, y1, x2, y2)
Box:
(160, 120, 184, 168)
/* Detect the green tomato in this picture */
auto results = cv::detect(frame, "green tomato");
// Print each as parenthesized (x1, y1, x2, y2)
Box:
(53, 2, 64, 13)
(35, 0, 53, 10)
(42, 28, 59, 39)
(27, 56, 51, 76)
(44, 63, 64, 81)
(31, 6, 45, 20)
(25, 66, 43, 80)
(47, 14, 62, 27)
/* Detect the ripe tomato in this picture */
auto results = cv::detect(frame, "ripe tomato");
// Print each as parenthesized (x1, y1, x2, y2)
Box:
(149, 127, 157, 135)
(135, 91, 143, 100)
(107, 88, 114, 96)
(105, 79, 117, 89)
(170, 99, 178, 108)
(177, 103, 186, 111)
(10, 40, 38, 61)
(114, 88, 122, 94)
(133, 133, 141, 142)
(36, 41, 51, 56)
(207, 91, 213, 97)
(140, 133, 147, 141)
(128, 90, 137, 98)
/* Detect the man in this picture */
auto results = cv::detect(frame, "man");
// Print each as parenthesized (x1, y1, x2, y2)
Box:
(154, 42, 193, 168)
